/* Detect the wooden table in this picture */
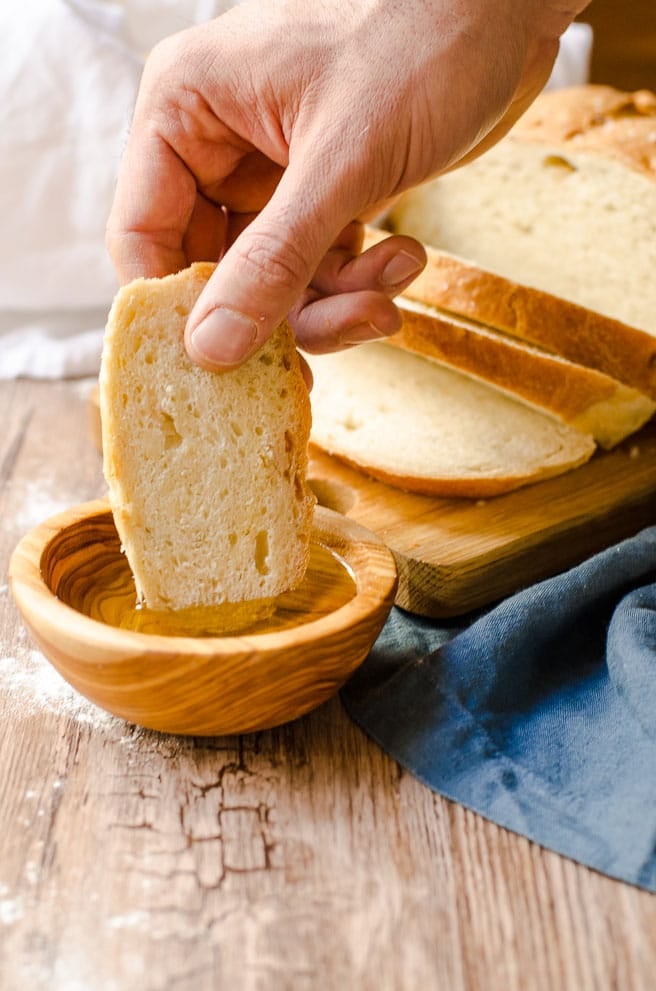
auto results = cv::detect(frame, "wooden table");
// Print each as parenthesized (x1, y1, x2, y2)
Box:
(1, 378, 655, 991)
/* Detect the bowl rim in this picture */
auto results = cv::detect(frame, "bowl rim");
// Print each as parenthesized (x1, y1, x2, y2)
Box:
(9, 499, 398, 660)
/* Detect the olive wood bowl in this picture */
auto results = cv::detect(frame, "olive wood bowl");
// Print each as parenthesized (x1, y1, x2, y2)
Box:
(9, 500, 397, 736)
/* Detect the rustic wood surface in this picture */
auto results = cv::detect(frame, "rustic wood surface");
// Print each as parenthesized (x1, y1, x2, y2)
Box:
(1, 378, 655, 991)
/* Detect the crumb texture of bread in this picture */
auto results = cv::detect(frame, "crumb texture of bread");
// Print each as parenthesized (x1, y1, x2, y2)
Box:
(100, 263, 315, 611)
(306, 344, 595, 498)
(389, 86, 656, 335)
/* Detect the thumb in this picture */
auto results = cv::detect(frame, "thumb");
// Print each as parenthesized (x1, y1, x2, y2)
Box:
(184, 161, 349, 370)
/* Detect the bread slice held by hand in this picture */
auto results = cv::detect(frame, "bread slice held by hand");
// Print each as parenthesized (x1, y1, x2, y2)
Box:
(306, 343, 595, 499)
(100, 263, 315, 612)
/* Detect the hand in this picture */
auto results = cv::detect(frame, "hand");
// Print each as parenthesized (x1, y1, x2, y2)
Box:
(106, 0, 589, 370)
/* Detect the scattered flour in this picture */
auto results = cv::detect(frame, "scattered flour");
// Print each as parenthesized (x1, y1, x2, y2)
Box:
(0, 647, 113, 728)
(0, 896, 24, 926)
(12, 480, 72, 534)
(2, 563, 113, 727)
(106, 910, 152, 931)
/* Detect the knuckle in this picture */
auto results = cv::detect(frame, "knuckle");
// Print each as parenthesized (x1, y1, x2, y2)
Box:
(146, 31, 190, 77)
(141, 39, 212, 143)
(104, 220, 129, 261)
(233, 228, 314, 295)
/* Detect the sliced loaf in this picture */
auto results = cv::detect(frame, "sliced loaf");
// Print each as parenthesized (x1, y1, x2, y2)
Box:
(100, 263, 315, 611)
(306, 343, 595, 499)
(391, 297, 655, 449)
(388, 85, 656, 344)
(364, 225, 656, 399)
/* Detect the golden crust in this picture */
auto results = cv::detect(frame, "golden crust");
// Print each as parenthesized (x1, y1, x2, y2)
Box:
(513, 85, 656, 178)
(390, 304, 655, 449)
(310, 445, 593, 500)
(363, 227, 656, 398)
(372, 86, 656, 392)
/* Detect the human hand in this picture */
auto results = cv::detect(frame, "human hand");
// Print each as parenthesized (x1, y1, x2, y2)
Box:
(106, 0, 589, 370)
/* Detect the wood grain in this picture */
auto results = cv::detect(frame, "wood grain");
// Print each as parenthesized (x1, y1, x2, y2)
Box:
(9, 501, 396, 737)
(1, 379, 655, 991)
(308, 420, 656, 617)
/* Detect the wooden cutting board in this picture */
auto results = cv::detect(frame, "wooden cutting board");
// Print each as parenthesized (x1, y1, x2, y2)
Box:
(307, 423, 656, 618)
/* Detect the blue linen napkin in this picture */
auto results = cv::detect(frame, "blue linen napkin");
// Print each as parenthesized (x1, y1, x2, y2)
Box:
(341, 526, 656, 892)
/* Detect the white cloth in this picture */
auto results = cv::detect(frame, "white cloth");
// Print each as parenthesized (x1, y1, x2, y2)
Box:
(546, 22, 593, 92)
(0, 7, 593, 380)
(0, 0, 236, 380)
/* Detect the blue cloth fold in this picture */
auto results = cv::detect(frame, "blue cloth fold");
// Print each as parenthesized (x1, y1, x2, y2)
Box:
(341, 527, 656, 891)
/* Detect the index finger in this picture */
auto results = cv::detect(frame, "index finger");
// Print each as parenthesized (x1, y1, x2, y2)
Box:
(106, 129, 198, 284)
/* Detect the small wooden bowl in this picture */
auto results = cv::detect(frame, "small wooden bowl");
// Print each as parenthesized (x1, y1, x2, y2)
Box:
(9, 501, 397, 736)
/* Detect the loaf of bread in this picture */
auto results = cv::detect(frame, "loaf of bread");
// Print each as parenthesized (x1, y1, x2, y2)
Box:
(307, 85, 656, 499)
(388, 85, 656, 348)
(364, 225, 656, 399)
(390, 297, 655, 448)
(100, 263, 315, 612)
(306, 343, 595, 498)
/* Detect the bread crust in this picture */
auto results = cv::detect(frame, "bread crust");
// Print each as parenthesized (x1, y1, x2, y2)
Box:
(391, 300, 655, 448)
(364, 226, 656, 399)
(513, 85, 656, 179)
(309, 444, 593, 500)
(377, 85, 656, 390)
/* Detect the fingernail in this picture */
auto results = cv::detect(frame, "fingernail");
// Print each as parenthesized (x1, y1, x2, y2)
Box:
(340, 322, 386, 346)
(380, 250, 423, 288)
(189, 307, 259, 366)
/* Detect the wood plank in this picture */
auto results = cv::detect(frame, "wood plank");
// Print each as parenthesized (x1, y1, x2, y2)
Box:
(2, 380, 655, 991)
(1, 697, 655, 990)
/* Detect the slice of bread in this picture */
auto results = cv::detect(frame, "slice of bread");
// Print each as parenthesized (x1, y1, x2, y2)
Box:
(387, 85, 656, 357)
(306, 343, 595, 499)
(364, 225, 656, 399)
(100, 263, 315, 612)
(391, 297, 655, 449)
